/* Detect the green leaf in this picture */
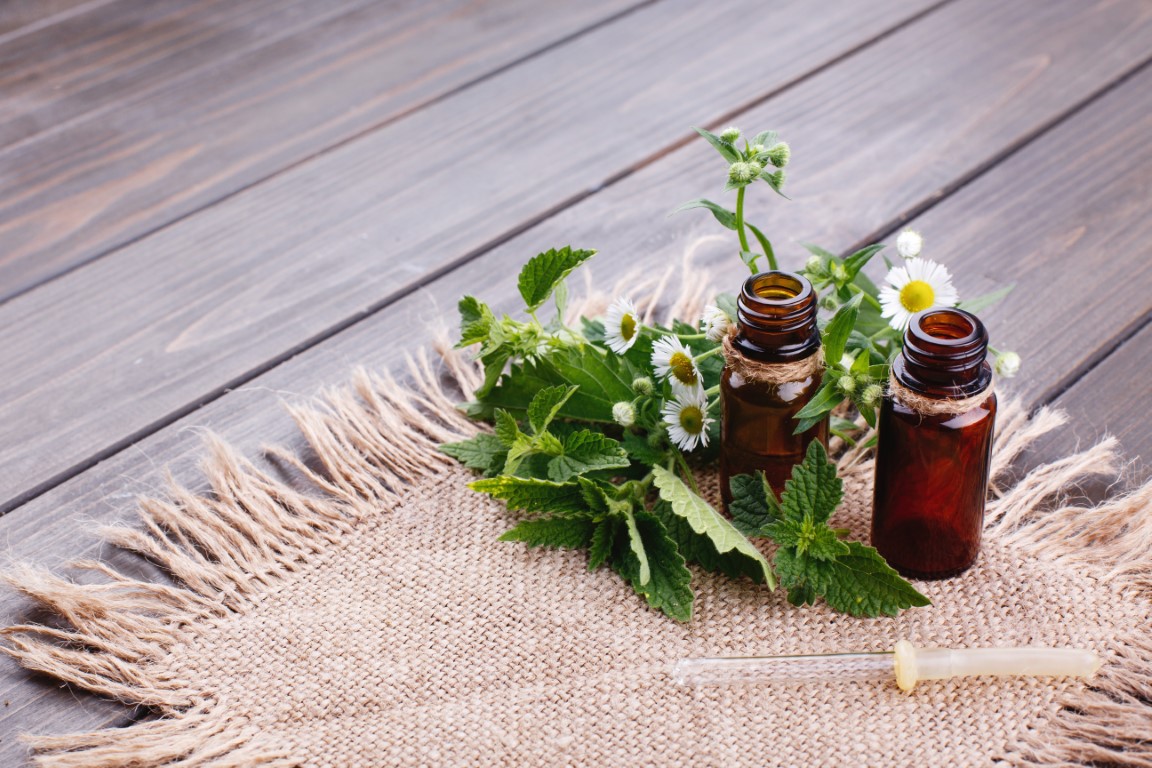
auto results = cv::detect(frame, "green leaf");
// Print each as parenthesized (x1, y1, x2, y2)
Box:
(787, 583, 817, 607)
(622, 431, 669, 466)
(765, 517, 849, 561)
(440, 433, 507, 476)
(714, 292, 738, 321)
(499, 516, 597, 549)
(739, 250, 761, 271)
(692, 126, 740, 163)
(587, 518, 617, 570)
(751, 130, 778, 147)
(792, 378, 842, 434)
(746, 223, 777, 270)
(527, 385, 577, 434)
(517, 247, 596, 312)
(610, 509, 694, 622)
(672, 198, 736, 230)
(655, 502, 769, 583)
(621, 504, 650, 585)
(727, 472, 780, 536)
(842, 244, 885, 280)
(546, 430, 630, 482)
(822, 293, 863, 367)
(457, 295, 494, 348)
(476, 346, 639, 423)
(469, 476, 587, 516)
(779, 441, 843, 526)
(493, 409, 523, 446)
(651, 466, 776, 589)
(958, 284, 1014, 314)
(807, 541, 931, 618)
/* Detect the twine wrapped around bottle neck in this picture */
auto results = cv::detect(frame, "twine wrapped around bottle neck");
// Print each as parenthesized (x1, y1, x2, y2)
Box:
(722, 330, 824, 385)
(888, 372, 995, 417)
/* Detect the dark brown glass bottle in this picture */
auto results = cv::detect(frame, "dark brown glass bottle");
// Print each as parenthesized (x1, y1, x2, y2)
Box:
(720, 271, 828, 507)
(871, 308, 997, 579)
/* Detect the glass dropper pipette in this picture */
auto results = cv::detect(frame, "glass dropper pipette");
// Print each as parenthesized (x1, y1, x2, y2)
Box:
(674, 641, 1102, 692)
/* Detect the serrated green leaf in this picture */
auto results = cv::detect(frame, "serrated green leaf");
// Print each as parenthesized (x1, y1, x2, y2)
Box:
(499, 516, 597, 549)
(457, 295, 494, 348)
(787, 583, 817, 607)
(693, 126, 740, 163)
(517, 247, 597, 312)
(527, 385, 577, 434)
(655, 502, 768, 583)
(493, 409, 523, 446)
(440, 433, 507, 476)
(779, 441, 843, 525)
(651, 466, 775, 589)
(610, 509, 694, 622)
(672, 198, 737, 230)
(808, 541, 931, 617)
(958, 284, 1014, 314)
(469, 476, 587, 516)
(621, 504, 650, 585)
(621, 431, 668, 466)
(546, 430, 630, 482)
(822, 293, 863, 367)
(728, 472, 780, 536)
(587, 518, 617, 570)
(766, 517, 848, 561)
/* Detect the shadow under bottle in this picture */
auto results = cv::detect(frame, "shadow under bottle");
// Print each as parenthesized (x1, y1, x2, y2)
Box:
(871, 308, 997, 579)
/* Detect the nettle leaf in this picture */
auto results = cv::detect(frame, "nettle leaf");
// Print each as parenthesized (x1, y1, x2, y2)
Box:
(651, 466, 776, 589)
(765, 517, 849, 561)
(440, 433, 507, 476)
(500, 516, 598, 549)
(469, 476, 588, 516)
(587, 518, 617, 570)
(807, 541, 931, 618)
(517, 247, 596, 312)
(493, 409, 523, 446)
(727, 472, 780, 536)
(476, 346, 639, 423)
(457, 295, 495, 348)
(622, 432, 669, 466)
(779, 441, 843, 526)
(672, 198, 736, 230)
(528, 385, 577, 434)
(621, 504, 651, 585)
(546, 430, 630, 482)
(692, 126, 740, 163)
(610, 509, 694, 622)
(655, 502, 768, 583)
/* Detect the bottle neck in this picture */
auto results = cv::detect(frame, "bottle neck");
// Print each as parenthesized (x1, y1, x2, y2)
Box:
(732, 271, 820, 363)
(893, 308, 992, 399)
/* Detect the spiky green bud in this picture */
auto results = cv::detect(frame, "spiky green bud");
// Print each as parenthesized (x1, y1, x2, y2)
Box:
(862, 383, 884, 406)
(632, 376, 655, 396)
(728, 162, 757, 184)
(767, 142, 791, 168)
(720, 126, 741, 144)
(838, 375, 856, 394)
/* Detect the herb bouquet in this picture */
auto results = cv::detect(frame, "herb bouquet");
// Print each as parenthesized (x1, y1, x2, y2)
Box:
(441, 126, 1017, 622)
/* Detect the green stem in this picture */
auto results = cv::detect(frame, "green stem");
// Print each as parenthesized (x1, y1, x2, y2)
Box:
(693, 347, 723, 362)
(675, 451, 701, 495)
(704, 384, 721, 397)
(735, 186, 752, 271)
(847, 283, 884, 312)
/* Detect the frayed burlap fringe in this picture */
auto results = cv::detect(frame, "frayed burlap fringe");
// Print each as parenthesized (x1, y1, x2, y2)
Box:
(2, 265, 1151, 766)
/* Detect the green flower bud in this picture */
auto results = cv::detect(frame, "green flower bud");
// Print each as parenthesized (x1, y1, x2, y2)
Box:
(838, 375, 856, 394)
(749, 143, 766, 156)
(728, 162, 757, 184)
(632, 376, 655, 396)
(862, 383, 884, 406)
(830, 263, 849, 284)
(805, 255, 826, 276)
(612, 401, 636, 427)
(767, 142, 791, 168)
(720, 126, 741, 144)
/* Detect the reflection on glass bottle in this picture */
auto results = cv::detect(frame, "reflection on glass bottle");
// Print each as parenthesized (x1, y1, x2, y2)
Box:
(720, 271, 828, 508)
(871, 308, 997, 579)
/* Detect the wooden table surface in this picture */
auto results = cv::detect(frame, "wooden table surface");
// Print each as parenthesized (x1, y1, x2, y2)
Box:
(1, 0, 1150, 759)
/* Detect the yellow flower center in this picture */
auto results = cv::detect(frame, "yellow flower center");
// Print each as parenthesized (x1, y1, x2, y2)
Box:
(620, 313, 636, 341)
(899, 280, 936, 313)
(669, 351, 698, 385)
(679, 405, 704, 434)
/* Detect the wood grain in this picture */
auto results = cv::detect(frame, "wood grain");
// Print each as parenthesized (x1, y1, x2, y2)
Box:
(0, 0, 378, 150)
(0, 0, 943, 513)
(0, 0, 648, 299)
(0, 0, 113, 38)
(2, 2, 1152, 752)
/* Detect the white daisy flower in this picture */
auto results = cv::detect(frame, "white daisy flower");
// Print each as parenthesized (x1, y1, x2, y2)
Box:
(651, 336, 701, 389)
(895, 229, 924, 260)
(661, 389, 714, 452)
(701, 304, 731, 343)
(878, 257, 959, 331)
(994, 351, 1021, 378)
(604, 297, 641, 354)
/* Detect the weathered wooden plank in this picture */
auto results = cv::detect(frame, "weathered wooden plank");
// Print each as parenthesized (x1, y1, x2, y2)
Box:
(0, 0, 944, 513)
(3, 2, 1152, 752)
(0, 0, 112, 39)
(0, 0, 376, 150)
(0, 0, 643, 298)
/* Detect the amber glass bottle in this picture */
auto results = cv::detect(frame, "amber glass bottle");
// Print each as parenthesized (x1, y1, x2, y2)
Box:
(871, 308, 997, 579)
(720, 271, 828, 507)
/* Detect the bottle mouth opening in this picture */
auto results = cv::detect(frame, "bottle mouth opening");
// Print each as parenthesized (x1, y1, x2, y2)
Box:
(746, 271, 811, 305)
(909, 308, 982, 347)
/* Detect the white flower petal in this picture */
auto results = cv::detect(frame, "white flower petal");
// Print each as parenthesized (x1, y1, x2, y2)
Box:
(661, 389, 714, 452)
(604, 297, 640, 354)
